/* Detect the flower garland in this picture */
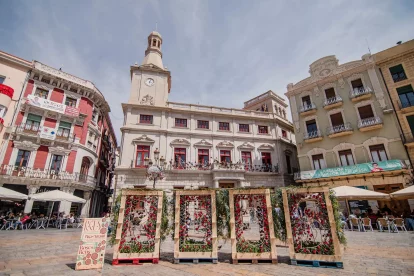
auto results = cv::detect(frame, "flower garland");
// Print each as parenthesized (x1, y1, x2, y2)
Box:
(179, 195, 213, 252)
(234, 194, 271, 253)
(119, 195, 159, 253)
(289, 192, 334, 255)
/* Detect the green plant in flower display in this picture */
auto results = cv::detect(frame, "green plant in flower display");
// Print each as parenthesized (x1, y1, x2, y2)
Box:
(179, 195, 213, 252)
(216, 189, 230, 239)
(119, 195, 159, 253)
(234, 194, 271, 253)
(109, 193, 121, 246)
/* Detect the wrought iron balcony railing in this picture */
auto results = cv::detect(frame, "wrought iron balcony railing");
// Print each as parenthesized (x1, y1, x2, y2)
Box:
(326, 123, 353, 135)
(358, 116, 382, 129)
(304, 130, 322, 140)
(299, 102, 316, 113)
(161, 161, 279, 173)
(323, 95, 343, 106)
(350, 86, 373, 98)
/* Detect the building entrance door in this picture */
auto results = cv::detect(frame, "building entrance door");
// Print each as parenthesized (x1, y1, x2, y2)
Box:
(219, 183, 234, 188)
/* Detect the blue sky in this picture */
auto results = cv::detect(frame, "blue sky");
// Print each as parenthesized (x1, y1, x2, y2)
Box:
(1, 0, 413, 141)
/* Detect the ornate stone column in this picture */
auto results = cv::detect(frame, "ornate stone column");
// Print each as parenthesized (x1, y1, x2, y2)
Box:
(213, 180, 219, 188)
(80, 191, 92, 218)
(24, 185, 39, 214)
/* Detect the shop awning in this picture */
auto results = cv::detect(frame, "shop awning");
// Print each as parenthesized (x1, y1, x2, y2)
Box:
(331, 186, 390, 200)
(0, 187, 28, 201)
(30, 190, 86, 203)
(390, 185, 414, 200)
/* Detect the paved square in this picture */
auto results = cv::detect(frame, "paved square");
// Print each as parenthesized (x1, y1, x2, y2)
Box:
(0, 229, 413, 275)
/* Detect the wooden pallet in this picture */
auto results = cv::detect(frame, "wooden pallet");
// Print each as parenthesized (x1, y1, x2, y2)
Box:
(112, 258, 159, 266)
(232, 259, 278, 265)
(291, 259, 343, 269)
(174, 258, 218, 264)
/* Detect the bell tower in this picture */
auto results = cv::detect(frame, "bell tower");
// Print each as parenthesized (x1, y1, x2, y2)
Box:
(128, 31, 171, 106)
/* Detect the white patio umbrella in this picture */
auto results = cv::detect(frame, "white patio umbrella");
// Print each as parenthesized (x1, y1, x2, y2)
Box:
(0, 186, 28, 201)
(331, 186, 390, 200)
(390, 185, 414, 200)
(30, 190, 86, 223)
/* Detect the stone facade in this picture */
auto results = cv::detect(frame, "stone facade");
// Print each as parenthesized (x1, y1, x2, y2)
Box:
(115, 31, 298, 193)
(374, 39, 414, 166)
(285, 52, 413, 214)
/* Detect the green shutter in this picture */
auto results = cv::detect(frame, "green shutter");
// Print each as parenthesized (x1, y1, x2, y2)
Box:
(407, 115, 414, 134)
(27, 114, 42, 122)
(59, 121, 72, 129)
(397, 85, 413, 95)
(389, 64, 404, 75)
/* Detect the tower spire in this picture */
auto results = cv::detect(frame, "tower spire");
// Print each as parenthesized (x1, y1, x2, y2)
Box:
(142, 30, 164, 69)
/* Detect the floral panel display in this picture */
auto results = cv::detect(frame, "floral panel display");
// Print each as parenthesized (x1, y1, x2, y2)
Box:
(288, 192, 334, 255)
(179, 194, 213, 252)
(234, 194, 271, 253)
(119, 195, 159, 253)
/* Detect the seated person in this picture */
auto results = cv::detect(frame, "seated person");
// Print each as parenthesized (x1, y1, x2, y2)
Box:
(14, 213, 30, 229)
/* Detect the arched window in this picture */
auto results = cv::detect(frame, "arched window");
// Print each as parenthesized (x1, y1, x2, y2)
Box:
(80, 157, 91, 177)
(152, 39, 157, 46)
(157, 41, 161, 48)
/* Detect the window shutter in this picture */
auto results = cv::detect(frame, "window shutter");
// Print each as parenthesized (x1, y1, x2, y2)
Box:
(396, 85, 413, 95)
(27, 114, 42, 122)
(389, 64, 404, 75)
(59, 121, 72, 129)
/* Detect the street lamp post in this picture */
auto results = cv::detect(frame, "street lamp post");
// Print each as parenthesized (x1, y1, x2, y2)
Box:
(146, 148, 165, 189)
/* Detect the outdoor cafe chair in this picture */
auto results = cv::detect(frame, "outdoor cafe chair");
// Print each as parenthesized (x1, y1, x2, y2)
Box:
(76, 218, 83, 228)
(377, 218, 392, 232)
(58, 218, 68, 230)
(361, 218, 373, 232)
(393, 218, 407, 232)
(349, 217, 361, 231)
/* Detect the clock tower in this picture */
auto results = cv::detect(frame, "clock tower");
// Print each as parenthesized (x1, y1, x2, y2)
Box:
(128, 31, 171, 106)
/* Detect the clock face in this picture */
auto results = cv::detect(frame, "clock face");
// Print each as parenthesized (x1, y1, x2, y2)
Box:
(145, 78, 155, 86)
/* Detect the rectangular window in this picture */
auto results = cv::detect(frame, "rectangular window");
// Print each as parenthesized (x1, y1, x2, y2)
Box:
(389, 64, 407, 82)
(34, 88, 49, 99)
(369, 144, 388, 162)
(339, 150, 354, 166)
(219, 122, 230, 131)
(197, 120, 209, 129)
(261, 152, 272, 166)
(351, 79, 364, 90)
(306, 119, 318, 133)
(140, 114, 153, 124)
(239, 124, 249, 132)
(50, 155, 63, 171)
(92, 108, 98, 123)
(15, 150, 31, 167)
(358, 105, 374, 120)
(0, 76, 5, 84)
(136, 145, 150, 167)
(258, 125, 268, 134)
(65, 97, 77, 107)
(397, 85, 414, 108)
(174, 148, 186, 168)
(286, 155, 292, 174)
(282, 129, 287, 138)
(175, 118, 187, 127)
(330, 112, 344, 127)
(57, 121, 71, 138)
(302, 95, 311, 106)
(25, 113, 42, 132)
(220, 150, 231, 163)
(198, 149, 209, 165)
(312, 154, 325, 170)
(406, 115, 414, 135)
(241, 151, 252, 166)
(325, 88, 336, 99)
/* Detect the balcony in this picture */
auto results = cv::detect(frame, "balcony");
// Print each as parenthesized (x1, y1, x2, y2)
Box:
(323, 95, 343, 110)
(401, 133, 414, 147)
(358, 116, 383, 132)
(326, 123, 353, 138)
(162, 161, 279, 173)
(350, 86, 373, 102)
(299, 103, 317, 116)
(398, 100, 414, 114)
(304, 130, 323, 143)
(15, 123, 75, 143)
(0, 164, 96, 189)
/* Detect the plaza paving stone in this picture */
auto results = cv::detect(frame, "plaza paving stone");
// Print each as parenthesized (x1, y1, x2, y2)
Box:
(0, 228, 413, 276)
